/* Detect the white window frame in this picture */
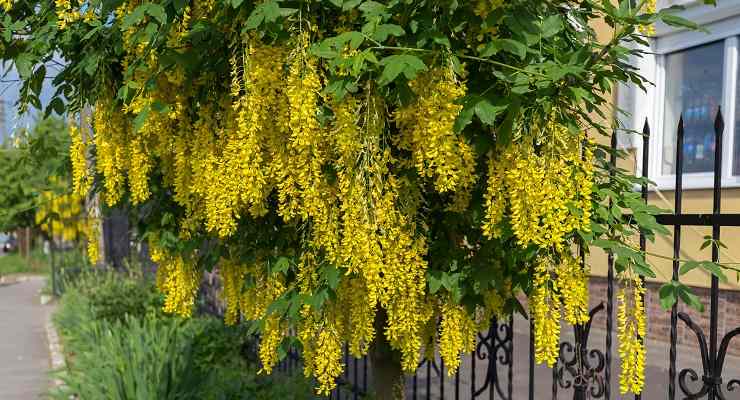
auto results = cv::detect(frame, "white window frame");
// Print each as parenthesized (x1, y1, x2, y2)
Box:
(624, 0, 740, 190)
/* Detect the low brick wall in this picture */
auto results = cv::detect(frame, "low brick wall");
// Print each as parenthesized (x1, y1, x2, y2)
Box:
(587, 276, 740, 357)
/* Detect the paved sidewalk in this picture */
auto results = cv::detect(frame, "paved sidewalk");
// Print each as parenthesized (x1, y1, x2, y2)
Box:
(0, 277, 53, 400)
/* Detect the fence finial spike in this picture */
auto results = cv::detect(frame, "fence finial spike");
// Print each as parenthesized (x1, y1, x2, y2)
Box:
(642, 117, 650, 136)
(714, 107, 725, 135)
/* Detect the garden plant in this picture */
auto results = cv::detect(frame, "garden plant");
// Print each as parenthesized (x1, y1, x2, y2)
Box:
(0, 0, 724, 398)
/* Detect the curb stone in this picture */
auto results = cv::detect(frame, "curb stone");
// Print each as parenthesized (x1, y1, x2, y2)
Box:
(45, 301, 65, 388)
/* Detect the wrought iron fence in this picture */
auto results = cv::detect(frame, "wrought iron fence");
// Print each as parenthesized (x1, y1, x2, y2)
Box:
(274, 110, 740, 400)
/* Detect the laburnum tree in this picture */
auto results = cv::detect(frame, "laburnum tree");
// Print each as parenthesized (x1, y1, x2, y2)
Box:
(0, 0, 721, 397)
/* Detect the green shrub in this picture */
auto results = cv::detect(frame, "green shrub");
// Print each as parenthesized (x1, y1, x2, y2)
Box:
(51, 315, 204, 400)
(64, 269, 163, 322)
(52, 268, 321, 399)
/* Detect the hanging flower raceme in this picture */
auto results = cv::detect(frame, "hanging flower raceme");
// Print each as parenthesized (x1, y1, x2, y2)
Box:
(482, 122, 594, 250)
(531, 256, 561, 366)
(85, 212, 101, 265)
(618, 274, 647, 394)
(93, 98, 129, 207)
(220, 260, 246, 326)
(556, 252, 590, 326)
(69, 120, 92, 196)
(150, 238, 200, 318)
(395, 67, 477, 208)
(438, 299, 477, 375)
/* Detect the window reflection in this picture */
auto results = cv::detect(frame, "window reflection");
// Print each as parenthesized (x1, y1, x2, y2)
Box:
(662, 41, 724, 175)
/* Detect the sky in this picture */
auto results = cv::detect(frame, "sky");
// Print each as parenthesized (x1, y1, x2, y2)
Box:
(0, 62, 60, 144)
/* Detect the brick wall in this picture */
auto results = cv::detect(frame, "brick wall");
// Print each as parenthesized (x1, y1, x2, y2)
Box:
(588, 276, 740, 357)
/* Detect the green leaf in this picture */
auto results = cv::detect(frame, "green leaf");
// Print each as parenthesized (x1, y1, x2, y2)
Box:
(121, 5, 147, 29)
(658, 283, 677, 310)
(659, 13, 702, 31)
(700, 262, 728, 284)
(145, 4, 167, 25)
(428, 272, 443, 294)
(272, 256, 291, 275)
(539, 15, 563, 38)
(306, 289, 328, 310)
(479, 39, 527, 60)
(323, 265, 340, 289)
(378, 54, 427, 86)
(266, 295, 289, 315)
(677, 284, 704, 312)
(371, 24, 405, 42)
(15, 53, 34, 79)
(341, 0, 362, 10)
(679, 260, 701, 275)
(632, 260, 657, 278)
(495, 97, 520, 146)
(245, 0, 282, 30)
(474, 98, 506, 126)
(133, 105, 151, 133)
(359, 1, 389, 19)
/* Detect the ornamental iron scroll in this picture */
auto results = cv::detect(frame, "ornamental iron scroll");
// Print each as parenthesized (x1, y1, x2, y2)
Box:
(556, 302, 607, 400)
(677, 313, 740, 400)
(472, 316, 514, 399)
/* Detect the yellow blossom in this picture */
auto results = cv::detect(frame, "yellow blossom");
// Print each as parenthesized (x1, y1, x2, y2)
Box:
(618, 275, 646, 394)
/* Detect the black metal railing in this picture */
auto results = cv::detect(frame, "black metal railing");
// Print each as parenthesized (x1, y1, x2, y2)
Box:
(275, 110, 740, 399)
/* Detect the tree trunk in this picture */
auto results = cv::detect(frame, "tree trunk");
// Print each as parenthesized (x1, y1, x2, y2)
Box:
(369, 309, 406, 400)
(16, 228, 30, 259)
(25, 227, 31, 261)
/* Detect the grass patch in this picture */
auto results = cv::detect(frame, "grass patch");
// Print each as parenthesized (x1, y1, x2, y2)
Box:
(0, 249, 50, 276)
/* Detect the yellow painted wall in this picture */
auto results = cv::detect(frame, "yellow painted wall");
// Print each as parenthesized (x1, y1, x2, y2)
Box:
(587, 14, 740, 290)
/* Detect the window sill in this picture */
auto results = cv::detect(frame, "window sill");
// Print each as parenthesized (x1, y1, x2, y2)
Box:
(648, 175, 740, 191)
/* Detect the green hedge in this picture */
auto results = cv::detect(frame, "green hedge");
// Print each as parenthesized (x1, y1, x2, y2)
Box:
(51, 270, 319, 400)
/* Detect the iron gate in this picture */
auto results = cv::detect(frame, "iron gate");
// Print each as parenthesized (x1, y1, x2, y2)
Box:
(276, 111, 740, 400)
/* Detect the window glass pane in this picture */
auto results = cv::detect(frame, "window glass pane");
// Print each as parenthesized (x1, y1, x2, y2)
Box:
(662, 41, 724, 175)
(734, 49, 740, 176)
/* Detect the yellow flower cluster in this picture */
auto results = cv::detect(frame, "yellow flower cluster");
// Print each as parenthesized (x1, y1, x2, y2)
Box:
(35, 188, 86, 242)
(86, 215, 100, 265)
(205, 44, 287, 236)
(556, 253, 590, 326)
(483, 122, 594, 250)
(217, 257, 290, 372)
(482, 153, 507, 239)
(220, 260, 246, 326)
(281, 43, 331, 223)
(531, 256, 561, 366)
(617, 275, 646, 394)
(395, 68, 477, 209)
(1, 0, 12, 11)
(93, 97, 129, 206)
(35, 177, 100, 264)
(55, 0, 80, 29)
(259, 314, 285, 374)
(150, 240, 200, 318)
(69, 120, 92, 196)
(439, 300, 477, 375)
(312, 325, 345, 395)
(640, 0, 657, 36)
(337, 276, 376, 357)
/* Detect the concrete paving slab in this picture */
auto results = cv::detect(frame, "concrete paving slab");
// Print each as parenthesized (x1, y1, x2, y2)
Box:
(0, 277, 53, 400)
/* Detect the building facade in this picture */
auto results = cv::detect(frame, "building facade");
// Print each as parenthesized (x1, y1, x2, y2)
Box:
(592, 0, 740, 351)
